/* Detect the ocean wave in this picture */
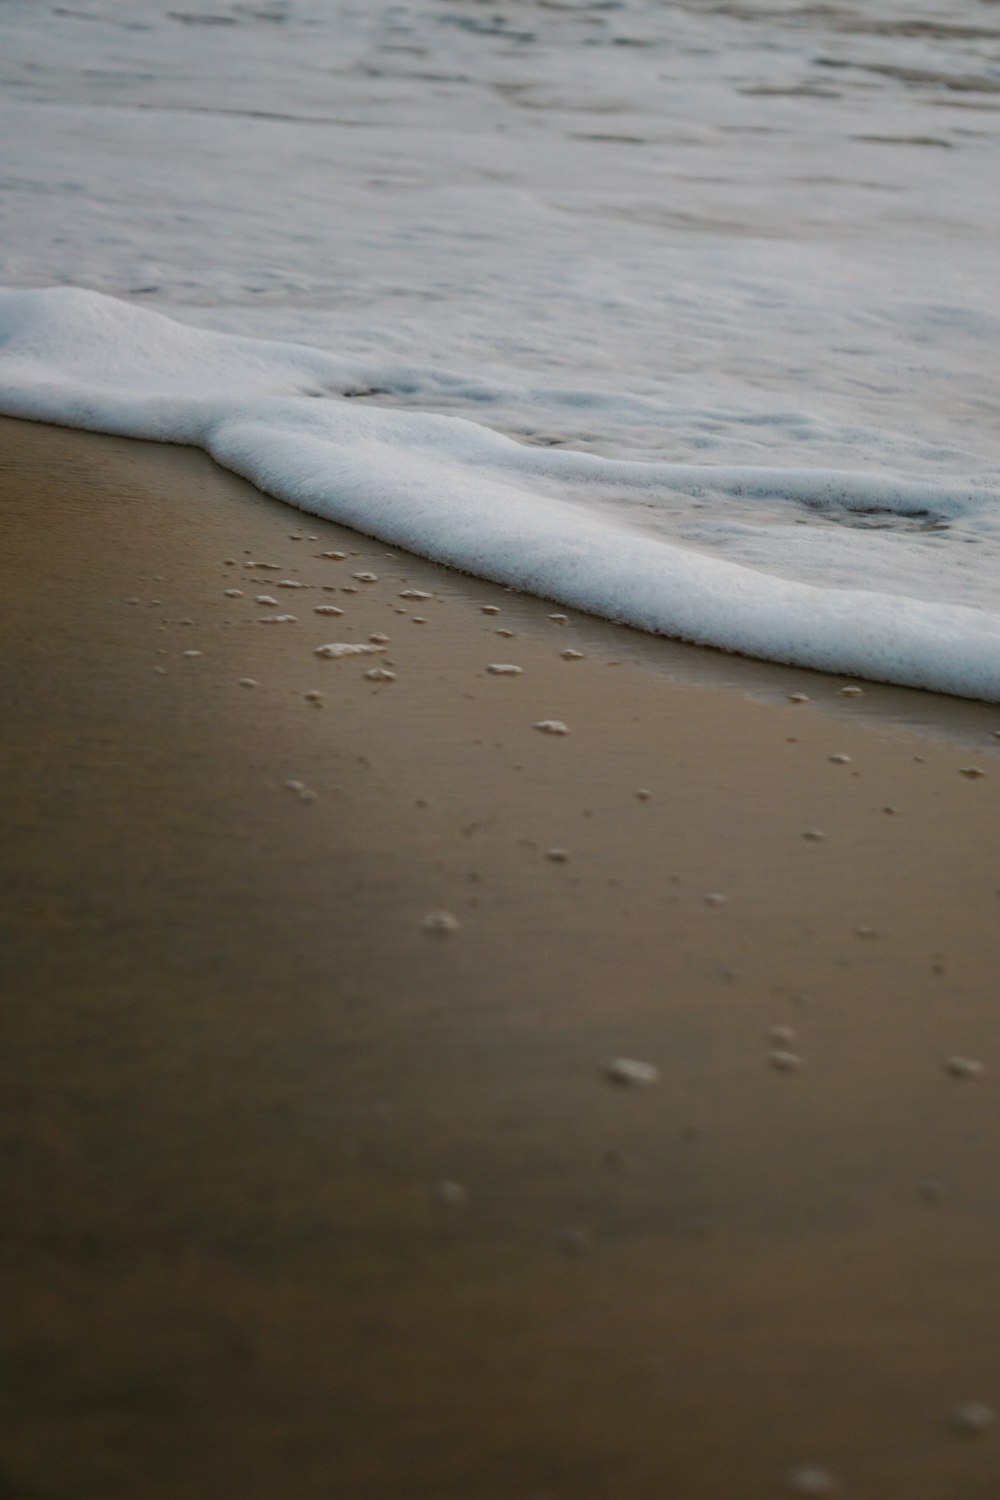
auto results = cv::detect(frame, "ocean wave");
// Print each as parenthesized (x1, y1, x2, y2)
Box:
(3, 286, 1000, 700)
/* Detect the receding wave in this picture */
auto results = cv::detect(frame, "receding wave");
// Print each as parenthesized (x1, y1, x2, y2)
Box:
(3, 287, 1000, 700)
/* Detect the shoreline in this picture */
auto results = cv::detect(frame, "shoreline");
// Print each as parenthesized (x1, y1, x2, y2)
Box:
(6, 284, 1000, 704)
(3, 415, 1000, 1499)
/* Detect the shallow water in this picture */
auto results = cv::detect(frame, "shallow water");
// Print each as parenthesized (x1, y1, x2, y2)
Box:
(2, 0, 1000, 692)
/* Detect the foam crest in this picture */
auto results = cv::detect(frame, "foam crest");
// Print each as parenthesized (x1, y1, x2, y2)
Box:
(3, 287, 1000, 700)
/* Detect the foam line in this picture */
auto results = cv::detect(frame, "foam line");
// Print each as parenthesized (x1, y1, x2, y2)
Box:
(3, 288, 1000, 700)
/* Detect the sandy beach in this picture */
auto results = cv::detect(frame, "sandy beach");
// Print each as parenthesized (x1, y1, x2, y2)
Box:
(3, 413, 1000, 1499)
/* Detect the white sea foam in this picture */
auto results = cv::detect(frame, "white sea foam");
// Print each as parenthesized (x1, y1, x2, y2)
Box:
(2, 2, 1000, 697)
(3, 284, 1000, 699)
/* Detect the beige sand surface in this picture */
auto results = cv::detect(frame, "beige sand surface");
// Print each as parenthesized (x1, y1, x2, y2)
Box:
(2, 415, 1000, 1499)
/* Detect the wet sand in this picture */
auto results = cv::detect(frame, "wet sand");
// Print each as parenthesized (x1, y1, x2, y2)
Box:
(2, 415, 1000, 1500)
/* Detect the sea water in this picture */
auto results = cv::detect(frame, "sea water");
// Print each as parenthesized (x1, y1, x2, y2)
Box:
(2, 0, 1000, 698)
